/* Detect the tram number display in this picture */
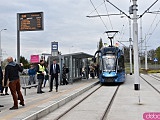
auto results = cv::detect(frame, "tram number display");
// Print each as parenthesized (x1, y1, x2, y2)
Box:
(102, 55, 115, 58)
(18, 12, 44, 31)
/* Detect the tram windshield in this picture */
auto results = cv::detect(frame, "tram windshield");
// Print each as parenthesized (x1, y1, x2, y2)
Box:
(102, 55, 116, 71)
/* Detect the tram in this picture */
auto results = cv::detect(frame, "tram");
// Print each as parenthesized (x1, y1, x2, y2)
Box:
(94, 31, 125, 84)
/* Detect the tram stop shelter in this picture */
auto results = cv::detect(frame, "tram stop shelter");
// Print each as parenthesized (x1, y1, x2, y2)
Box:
(48, 52, 93, 84)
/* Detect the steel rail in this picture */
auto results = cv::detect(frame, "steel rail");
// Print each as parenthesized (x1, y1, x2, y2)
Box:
(55, 85, 102, 120)
(100, 85, 120, 120)
(140, 75, 160, 94)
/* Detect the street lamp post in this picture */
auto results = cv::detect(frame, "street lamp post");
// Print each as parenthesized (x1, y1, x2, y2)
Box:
(144, 33, 151, 70)
(0, 28, 7, 66)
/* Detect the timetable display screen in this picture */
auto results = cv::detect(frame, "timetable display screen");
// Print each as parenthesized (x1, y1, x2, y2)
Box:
(18, 12, 44, 31)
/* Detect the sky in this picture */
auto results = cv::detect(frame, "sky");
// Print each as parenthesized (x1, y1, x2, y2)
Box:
(0, 0, 160, 61)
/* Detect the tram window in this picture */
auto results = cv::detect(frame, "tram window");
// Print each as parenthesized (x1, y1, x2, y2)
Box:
(118, 55, 124, 69)
(102, 55, 116, 71)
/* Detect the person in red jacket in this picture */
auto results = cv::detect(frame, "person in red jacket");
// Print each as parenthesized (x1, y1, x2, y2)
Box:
(4, 57, 25, 110)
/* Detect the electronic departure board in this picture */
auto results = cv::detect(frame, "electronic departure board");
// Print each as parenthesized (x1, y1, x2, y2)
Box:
(18, 12, 44, 31)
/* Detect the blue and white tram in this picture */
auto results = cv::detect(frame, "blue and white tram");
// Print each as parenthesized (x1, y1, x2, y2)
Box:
(94, 31, 125, 84)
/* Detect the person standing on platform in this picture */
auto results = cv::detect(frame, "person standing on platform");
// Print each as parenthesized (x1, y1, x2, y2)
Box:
(43, 66, 49, 87)
(4, 57, 25, 110)
(0, 66, 4, 108)
(0, 87, 9, 96)
(62, 64, 68, 85)
(49, 59, 60, 92)
(36, 60, 47, 94)
(95, 63, 100, 78)
(0, 68, 9, 96)
(89, 64, 95, 79)
(28, 65, 36, 85)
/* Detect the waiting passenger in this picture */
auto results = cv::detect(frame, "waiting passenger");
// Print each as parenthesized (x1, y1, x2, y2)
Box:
(89, 64, 95, 79)
(4, 57, 25, 110)
(62, 64, 68, 85)
(43, 67, 49, 87)
(28, 65, 36, 85)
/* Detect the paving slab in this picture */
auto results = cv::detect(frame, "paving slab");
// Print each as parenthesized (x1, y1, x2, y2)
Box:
(0, 78, 99, 120)
(107, 74, 160, 120)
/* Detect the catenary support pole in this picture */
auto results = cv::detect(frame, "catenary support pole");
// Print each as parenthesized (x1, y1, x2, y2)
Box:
(145, 37, 148, 70)
(132, 0, 140, 90)
(129, 18, 132, 75)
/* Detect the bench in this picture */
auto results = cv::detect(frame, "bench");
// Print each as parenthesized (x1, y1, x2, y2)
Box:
(22, 84, 38, 96)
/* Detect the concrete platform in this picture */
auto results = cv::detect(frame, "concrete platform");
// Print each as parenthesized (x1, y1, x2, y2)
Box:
(1, 74, 160, 120)
(0, 78, 99, 120)
(40, 74, 160, 120)
(108, 74, 160, 120)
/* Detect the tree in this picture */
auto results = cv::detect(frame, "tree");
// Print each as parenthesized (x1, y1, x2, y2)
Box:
(123, 47, 130, 62)
(20, 56, 30, 69)
(148, 49, 155, 61)
(95, 38, 103, 64)
(155, 47, 160, 63)
(98, 38, 103, 50)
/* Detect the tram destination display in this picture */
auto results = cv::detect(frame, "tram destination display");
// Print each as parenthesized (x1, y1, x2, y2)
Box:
(18, 12, 44, 31)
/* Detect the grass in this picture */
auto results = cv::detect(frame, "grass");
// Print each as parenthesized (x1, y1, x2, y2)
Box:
(125, 63, 160, 74)
(140, 69, 160, 74)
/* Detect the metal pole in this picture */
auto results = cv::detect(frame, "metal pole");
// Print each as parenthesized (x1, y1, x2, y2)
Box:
(132, 0, 140, 90)
(129, 40, 132, 75)
(17, 13, 20, 64)
(145, 37, 148, 70)
(140, 17, 143, 69)
(129, 18, 132, 75)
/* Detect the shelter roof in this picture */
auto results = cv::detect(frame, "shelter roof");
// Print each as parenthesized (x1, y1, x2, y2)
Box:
(63, 52, 93, 59)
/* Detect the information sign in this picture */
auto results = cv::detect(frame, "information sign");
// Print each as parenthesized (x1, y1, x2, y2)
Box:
(18, 12, 43, 31)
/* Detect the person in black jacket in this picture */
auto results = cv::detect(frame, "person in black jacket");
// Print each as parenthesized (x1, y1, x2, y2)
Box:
(4, 57, 25, 110)
(62, 64, 68, 85)
(0, 66, 4, 108)
(49, 59, 60, 92)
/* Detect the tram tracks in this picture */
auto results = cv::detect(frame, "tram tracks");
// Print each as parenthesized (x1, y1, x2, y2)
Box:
(150, 74, 160, 81)
(55, 85, 102, 120)
(140, 74, 160, 94)
(100, 85, 120, 120)
(42, 84, 120, 120)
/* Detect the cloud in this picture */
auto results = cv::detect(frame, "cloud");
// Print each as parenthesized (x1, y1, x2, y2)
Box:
(0, 0, 160, 61)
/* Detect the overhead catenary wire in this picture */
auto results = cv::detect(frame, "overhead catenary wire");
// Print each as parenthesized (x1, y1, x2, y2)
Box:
(90, 0, 108, 30)
(106, 0, 130, 19)
(142, 7, 160, 44)
(146, 19, 160, 43)
(88, 1, 105, 16)
(104, 0, 113, 30)
(119, 24, 128, 42)
(139, 0, 159, 18)
(117, 40, 127, 47)
(146, 9, 159, 36)
(138, 5, 160, 45)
